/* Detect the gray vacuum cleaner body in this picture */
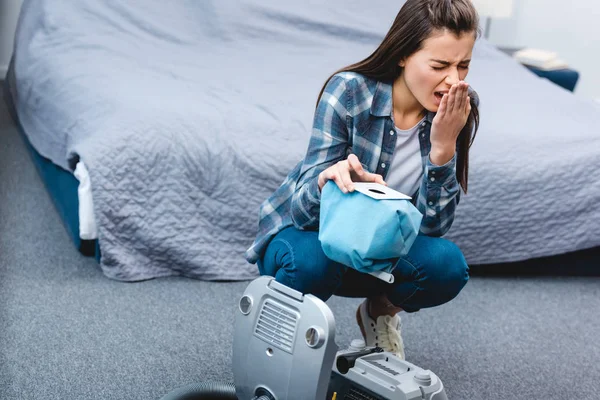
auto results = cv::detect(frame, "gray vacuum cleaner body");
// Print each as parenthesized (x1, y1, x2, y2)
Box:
(233, 276, 448, 400)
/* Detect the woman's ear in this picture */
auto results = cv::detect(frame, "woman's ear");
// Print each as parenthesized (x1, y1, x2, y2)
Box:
(398, 59, 406, 68)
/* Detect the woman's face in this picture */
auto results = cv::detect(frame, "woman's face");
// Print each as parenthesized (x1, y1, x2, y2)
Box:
(400, 29, 476, 112)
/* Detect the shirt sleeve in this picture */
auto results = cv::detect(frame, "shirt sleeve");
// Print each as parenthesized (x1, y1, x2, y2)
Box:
(290, 74, 351, 230)
(414, 153, 461, 237)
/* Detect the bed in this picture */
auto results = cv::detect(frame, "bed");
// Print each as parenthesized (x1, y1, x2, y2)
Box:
(5, 0, 600, 281)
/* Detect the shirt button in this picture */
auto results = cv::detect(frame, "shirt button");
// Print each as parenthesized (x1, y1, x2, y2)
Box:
(381, 163, 386, 168)
(421, 122, 427, 127)
(428, 201, 434, 206)
(431, 171, 436, 175)
(389, 130, 395, 136)
(421, 133, 425, 138)
(430, 177, 435, 182)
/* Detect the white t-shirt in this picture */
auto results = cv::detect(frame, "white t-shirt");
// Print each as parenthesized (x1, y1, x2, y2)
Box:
(384, 117, 424, 197)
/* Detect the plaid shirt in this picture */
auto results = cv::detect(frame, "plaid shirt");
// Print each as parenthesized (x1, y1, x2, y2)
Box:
(245, 72, 469, 264)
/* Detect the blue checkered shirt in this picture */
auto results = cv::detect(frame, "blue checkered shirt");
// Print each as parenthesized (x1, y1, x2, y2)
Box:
(245, 72, 468, 264)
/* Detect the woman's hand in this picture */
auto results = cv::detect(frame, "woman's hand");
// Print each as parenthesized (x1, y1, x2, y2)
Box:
(430, 81, 471, 165)
(318, 154, 386, 193)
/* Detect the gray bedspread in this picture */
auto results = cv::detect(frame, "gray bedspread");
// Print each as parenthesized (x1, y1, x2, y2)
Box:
(9, 0, 600, 280)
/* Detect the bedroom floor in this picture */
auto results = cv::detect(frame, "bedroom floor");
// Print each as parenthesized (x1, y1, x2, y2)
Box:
(1, 88, 599, 400)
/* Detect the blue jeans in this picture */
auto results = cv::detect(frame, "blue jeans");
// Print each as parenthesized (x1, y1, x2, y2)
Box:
(258, 227, 469, 312)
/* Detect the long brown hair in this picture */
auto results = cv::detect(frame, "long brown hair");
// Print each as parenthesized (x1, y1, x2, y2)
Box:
(317, 0, 481, 194)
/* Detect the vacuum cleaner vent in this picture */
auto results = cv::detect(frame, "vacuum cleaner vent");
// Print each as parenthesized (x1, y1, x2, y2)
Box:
(254, 299, 298, 353)
(366, 360, 400, 376)
(345, 386, 381, 400)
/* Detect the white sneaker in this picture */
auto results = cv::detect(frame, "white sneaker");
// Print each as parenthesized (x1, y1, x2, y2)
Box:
(356, 299, 405, 360)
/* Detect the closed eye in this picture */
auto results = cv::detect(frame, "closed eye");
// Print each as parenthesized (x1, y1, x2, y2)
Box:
(431, 65, 470, 71)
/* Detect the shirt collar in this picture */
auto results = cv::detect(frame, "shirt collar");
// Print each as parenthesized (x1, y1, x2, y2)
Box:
(370, 80, 393, 117)
(370, 79, 435, 124)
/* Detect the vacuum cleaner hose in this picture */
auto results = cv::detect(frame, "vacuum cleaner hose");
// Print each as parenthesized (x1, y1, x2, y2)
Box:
(159, 381, 237, 400)
(159, 381, 273, 400)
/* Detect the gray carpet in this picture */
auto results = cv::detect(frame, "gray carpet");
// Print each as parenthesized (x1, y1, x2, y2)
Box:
(1, 90, 599, 400)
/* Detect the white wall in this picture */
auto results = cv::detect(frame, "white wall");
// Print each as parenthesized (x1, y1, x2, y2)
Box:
(0, 0, 24, 78)
(488, 0, 600, 100)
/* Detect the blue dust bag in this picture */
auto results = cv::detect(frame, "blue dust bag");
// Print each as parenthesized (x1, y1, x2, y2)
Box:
(318, 181, 423, 278)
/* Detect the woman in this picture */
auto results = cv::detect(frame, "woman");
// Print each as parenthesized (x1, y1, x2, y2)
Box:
(245, 0, 481, 360)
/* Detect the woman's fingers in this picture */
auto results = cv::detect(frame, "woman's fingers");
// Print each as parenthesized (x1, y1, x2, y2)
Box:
(322, 167, 347, 193)
(347, 154, 367, 191)
(465, 95, 472, 117)
(438, 93, 448, 115)
(318, 154, 389, 194)
(347, 154, 363, 174)
(456, 82, 466, 111)
(447, 84, 457, 112)
(373, 174, 387, 186)
(347, 154, 389, 191)
(337, 162, 355, 193)
(362, 170, 386, 185)
(445, 82, 470, 117)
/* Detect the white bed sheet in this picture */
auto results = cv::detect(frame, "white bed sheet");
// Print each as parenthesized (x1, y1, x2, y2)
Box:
(73, 161, 98, 240)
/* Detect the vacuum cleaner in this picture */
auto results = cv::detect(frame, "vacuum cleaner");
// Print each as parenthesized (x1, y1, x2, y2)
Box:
(160, 276, 448, 399)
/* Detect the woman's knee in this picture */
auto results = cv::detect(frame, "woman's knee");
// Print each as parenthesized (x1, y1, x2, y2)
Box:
(416, 237, 469, 302)
(260, 229, 346, 300)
